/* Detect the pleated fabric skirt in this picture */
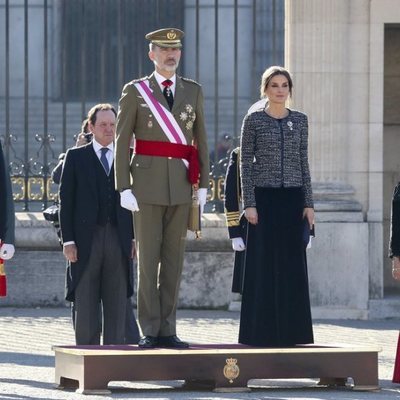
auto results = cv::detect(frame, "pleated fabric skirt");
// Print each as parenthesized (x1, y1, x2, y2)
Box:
(393, 332, 400, 383)
(239, 187, 314, 347)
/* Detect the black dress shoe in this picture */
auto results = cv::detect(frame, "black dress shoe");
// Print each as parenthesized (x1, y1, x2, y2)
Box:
(158, 335, 189, 348)
(138, 336, 158, 348)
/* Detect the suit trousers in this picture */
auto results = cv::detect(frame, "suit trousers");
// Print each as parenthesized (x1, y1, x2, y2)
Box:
(72, 296, 139, 344)
(71, 263, 140, 344)
(134, 203, 190, 337)
(74, 223, 128, 345)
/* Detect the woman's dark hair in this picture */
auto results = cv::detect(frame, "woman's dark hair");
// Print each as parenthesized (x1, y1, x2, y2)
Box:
(260, 66, 293, 98)
(81, 118, 90, 133)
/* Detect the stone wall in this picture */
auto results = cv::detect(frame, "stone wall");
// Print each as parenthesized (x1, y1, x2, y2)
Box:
(0, 212, 373, 319)
(0, 213, 238, 309)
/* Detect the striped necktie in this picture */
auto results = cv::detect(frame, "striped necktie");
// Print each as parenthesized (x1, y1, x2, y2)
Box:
(100, 147, 110, 175)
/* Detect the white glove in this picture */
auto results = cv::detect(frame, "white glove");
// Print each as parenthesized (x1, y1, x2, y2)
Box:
(232, 237, 246, 252)
(198, 188, 207, 215)
(0, 243, 15, 260)
(120, 189, 139, 212)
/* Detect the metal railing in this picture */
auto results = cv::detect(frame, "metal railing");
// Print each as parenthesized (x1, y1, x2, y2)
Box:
(0, 0, 284, 211)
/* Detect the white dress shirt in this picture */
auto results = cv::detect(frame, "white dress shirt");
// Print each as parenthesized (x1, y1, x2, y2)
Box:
(92, 137, 114, 173)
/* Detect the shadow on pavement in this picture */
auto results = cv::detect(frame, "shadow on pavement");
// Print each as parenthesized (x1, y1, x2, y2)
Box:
(0, 351, 53, 367)
(314, 319, 400, 331)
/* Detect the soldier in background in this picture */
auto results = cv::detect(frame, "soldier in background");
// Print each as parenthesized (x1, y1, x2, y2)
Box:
(224, 147, 247, 294)
(223, 100, 269, 293)
(0, 141, 15, 261)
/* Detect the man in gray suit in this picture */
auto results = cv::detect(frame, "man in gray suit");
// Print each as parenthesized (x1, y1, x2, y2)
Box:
(60, 104, 135, 345)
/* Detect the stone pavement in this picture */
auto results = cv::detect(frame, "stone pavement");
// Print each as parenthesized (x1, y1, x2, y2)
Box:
(0, 307, 399, 399)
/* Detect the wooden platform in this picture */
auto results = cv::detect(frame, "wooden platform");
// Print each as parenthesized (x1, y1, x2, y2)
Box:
(53, 343, 380, 394)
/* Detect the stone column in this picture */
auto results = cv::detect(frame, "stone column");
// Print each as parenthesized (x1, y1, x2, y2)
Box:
(285, 0, 371, 213)
(284, 1, 378, 314)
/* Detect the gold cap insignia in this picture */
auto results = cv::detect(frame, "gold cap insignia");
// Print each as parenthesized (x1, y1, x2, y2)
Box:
(145, 28, 184, 48)
(167, 31, 177, 40)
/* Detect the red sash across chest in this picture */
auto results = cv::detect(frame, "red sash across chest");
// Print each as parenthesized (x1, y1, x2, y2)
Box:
(135, 139, 199, 185)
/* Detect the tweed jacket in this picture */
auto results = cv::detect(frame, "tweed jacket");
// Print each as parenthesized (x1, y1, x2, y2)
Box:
(240, 109, 313, 209)
(114, 73, 209, 206)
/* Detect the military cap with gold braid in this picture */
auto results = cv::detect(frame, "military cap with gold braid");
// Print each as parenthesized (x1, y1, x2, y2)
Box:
(145, 28, 184, 48)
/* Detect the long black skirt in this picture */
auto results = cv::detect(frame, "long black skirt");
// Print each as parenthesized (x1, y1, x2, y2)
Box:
(239, 187, 314, 347)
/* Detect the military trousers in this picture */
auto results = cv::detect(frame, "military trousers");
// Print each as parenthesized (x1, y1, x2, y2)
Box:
(134, 202, 190, 337)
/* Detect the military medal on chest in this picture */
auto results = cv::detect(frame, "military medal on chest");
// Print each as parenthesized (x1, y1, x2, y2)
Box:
(179, 104, 196, 130)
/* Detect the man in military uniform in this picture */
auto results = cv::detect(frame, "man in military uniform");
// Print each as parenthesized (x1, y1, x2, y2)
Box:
(224, 100, 269, 267)
(224, 147, 247, 295)
(115, 28, 209, 348)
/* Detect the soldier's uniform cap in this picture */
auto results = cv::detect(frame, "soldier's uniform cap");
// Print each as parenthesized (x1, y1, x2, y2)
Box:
(145, 28, 184, 48)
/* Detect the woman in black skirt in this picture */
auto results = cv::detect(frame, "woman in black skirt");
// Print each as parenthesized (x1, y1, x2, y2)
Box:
(239, 66, 314, 347)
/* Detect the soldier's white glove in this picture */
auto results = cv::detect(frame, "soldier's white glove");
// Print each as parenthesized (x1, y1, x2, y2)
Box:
(120, 189, 139, 212)
(198, 188, 207, 215)
(0, 243, 15, 260)
(232, 237, 245, 252)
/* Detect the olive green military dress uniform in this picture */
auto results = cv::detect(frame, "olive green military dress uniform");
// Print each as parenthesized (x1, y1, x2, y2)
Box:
(115, 73, 209, 337)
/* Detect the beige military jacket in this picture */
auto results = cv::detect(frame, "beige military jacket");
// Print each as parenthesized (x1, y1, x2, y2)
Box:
(115, 73, 209, 206)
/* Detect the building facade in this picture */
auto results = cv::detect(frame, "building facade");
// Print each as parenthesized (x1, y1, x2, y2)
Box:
(286, 0, 400, 316)
(1, 0, 400, 315)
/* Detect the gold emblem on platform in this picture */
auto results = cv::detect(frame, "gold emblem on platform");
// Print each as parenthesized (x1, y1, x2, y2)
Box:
(223, 358, 240, 383)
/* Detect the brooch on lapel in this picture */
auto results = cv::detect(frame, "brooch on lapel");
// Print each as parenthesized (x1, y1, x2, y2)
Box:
(180, 104, 196, 130)
(287, 121, 293, 131)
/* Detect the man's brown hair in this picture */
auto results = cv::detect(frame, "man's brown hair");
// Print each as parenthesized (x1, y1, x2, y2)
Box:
(87, 103, 117, 126)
